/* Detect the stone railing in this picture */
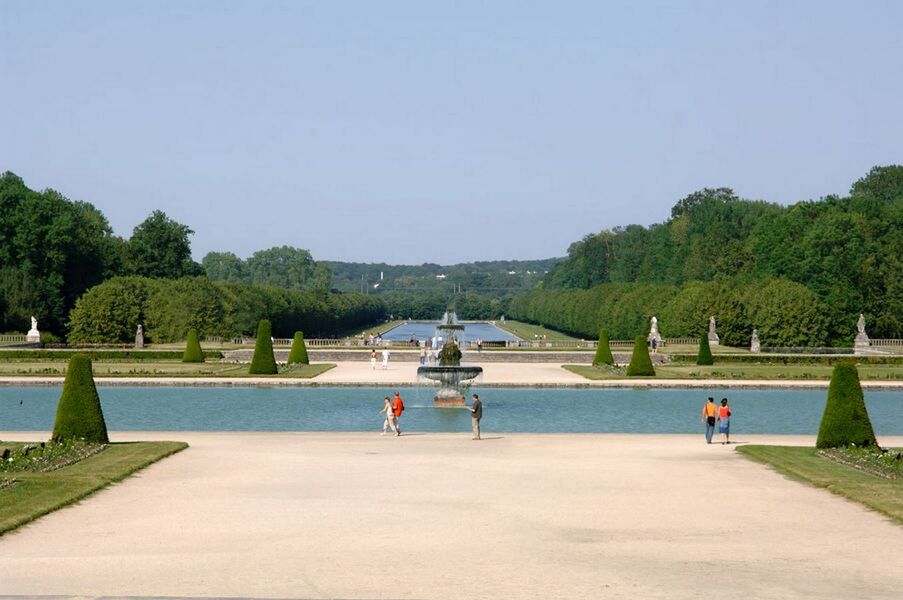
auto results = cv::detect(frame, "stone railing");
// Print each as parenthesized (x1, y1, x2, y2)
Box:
(0, 334, 28, 343)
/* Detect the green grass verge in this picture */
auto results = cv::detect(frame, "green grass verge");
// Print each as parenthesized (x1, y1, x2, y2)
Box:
(563, 364, 903, 381)
(0, 361, 336, 378)
(0, 441, 188, 535)
(737, 445, 903, 525)
(494, 320, 580, 341)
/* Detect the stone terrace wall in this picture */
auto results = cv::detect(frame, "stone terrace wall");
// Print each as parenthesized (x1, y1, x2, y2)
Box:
(223, 349, 670, 365)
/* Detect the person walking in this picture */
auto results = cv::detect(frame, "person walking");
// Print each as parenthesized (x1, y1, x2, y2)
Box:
(467, 393, 482, 440)
(701, 397, 717, 444)
(717, 398, 732, 444)
(378, 396, 398, 436)
(381, 348, 389, 370)
(420, 347, 427, 365)
(392, 391, 405, 435)
(370, 349, 377, 370)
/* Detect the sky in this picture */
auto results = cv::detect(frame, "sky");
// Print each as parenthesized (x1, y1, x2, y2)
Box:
(1, 1, 902, 265)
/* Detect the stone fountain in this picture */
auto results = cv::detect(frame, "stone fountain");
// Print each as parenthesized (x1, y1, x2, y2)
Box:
(417, 311, 482, 407)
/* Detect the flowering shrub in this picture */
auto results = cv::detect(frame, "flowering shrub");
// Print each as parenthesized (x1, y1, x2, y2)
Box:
(0, 439, 106, 473)
(818, 446, 903, 480)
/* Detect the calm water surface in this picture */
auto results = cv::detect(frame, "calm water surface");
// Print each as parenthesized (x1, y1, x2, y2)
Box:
(380, 321, 518, 342)
(1, 386, 901, 434)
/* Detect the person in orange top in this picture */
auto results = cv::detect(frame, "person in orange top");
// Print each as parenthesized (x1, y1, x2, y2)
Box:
(700, 397, 717, 444)
(392, 391, 405, 436)
(717, 398, 732, 444)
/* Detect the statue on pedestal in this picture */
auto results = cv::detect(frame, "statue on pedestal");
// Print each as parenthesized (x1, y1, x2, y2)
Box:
(26, 316, 41, 343)
(135, 324, 145, 349)
(707, 315, 720, 346)
(854, 313, 871, 356)
(647, 316, 662, 347)
(750, 328, 760, 353)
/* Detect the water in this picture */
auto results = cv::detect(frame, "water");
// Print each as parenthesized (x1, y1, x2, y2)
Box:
(1, 386, 901, 434)
(379, 321, 519, 342)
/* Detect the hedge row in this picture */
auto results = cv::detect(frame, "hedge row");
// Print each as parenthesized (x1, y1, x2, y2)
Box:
(0, 350, 223, 360)
(670, 354, 903, 365)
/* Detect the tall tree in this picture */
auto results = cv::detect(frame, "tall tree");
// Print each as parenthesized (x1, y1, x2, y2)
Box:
(127, 210, 199, 279)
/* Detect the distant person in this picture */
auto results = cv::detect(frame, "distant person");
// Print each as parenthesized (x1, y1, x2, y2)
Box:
(392, 391, 405, 434)
(381, 349, 389, 370)
(651, 338, 658, 353)
(717, 398, 732, 444)
(420, 347, 427, 365)
(701, 397, 717, 444)
(467, 393, 482, 440)
(379, 395, 398, 436)
(370, 349, 377, 370)
(477, 338, 483, 352)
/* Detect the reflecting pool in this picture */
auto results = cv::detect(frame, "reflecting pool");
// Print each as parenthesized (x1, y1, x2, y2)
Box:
(379, 321, 518, 342)
(1, 386, 901, 435)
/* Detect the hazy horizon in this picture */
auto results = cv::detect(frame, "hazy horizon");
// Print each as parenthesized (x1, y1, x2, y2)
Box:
(2, 1, 901, 264)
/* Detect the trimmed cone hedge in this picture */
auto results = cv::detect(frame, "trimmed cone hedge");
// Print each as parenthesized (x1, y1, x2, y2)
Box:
(51, 355, 109, 443)
(816, 363, 878, 448)
(697, 333, 714, 366)
(593, 329, 614, 366)
(626, 336, 656, 376)
(182, 329, 205, 363)
(248, 319, 278, 375)
(287, 331, 309, 365)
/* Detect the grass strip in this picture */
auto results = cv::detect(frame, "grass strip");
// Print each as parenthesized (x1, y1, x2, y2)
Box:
(0, 441, 187, 536)
(493, 320, 580, 342)
(563, 364, 903, 380)
(737, 445, 903, 526)
(0, 361, 335, 378)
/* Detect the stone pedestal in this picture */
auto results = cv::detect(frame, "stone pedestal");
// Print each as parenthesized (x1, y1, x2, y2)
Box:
(26, 316, 40, 343)
(434, 393, 466, 408)
(854, 333, 871, 356)
(707, 316, 720, 347)
(135, 324, 145, 349)
(750, 329, 760, 353)
(647, 316, 662, 347)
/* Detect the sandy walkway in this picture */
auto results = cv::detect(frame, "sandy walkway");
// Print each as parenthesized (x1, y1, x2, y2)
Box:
(1, 432, 902, 599)
(2, 361, 902, 389)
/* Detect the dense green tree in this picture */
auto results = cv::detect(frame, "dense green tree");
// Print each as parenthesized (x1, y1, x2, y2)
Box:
(248, 319, 278, 374)
(182, 329, 204, 363)
(202, 252, 248, 282)
(127, 210, 200, 279)
(626, 336, 655, 376)
(745, 279, 829, 347)
(51, 355, 109, 443)
(287, 331, 309, 365)
(246, 246, 330, 291)
(67, 277, 155, 344)
(816, 363, 877, 448)
(592, 329, 614, 366)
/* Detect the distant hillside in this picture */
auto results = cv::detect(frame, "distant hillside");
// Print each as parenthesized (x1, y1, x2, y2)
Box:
(326, 258, 562, 294)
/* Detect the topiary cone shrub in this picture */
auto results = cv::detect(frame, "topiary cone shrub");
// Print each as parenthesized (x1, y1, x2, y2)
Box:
(287, 331, 309, 365)
(816, 363, 878, 448)
(182, 329, 205, 363)
(52, 354, 109, 443)
(697, 333, 714, 366)
(593, 329, 614, 366)
(248, 319, 278, 375)
(626, 336, 656, 377)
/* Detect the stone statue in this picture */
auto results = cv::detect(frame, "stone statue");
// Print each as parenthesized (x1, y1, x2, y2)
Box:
(854, 313, 870, 355)
(750, 328, 760, 353)
(135, 324, 145, 349)
(647, 316, 662, 346)
(707, 315, 720, 346)
(31, 316, 37, 331)
(26, 316, 41, 343)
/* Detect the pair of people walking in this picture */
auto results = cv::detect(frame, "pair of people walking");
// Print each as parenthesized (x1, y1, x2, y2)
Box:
(701, 397, 732, 444)
(378, 391, 405, 436)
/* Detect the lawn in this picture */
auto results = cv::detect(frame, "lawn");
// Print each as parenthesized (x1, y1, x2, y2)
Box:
(494, 319, 580, 341)
(0, 440, 187, 535)
(0, 360, 335, 378)
(738, 445, 903, 525)
(563, 363, 903, 381)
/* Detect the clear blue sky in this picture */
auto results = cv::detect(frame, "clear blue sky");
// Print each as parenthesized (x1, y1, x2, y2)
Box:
(2, 1, 901, 264)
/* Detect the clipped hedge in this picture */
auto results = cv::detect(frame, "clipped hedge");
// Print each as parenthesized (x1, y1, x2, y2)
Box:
(287, 331, 309, 365)
(182, 329, 205, 363)
(248, 319, 277, 375)
(816, 363, 878, 448)
(0, 350, 223, 361)
(626, 336, 656, 376)
(697, 333, 714, 366)
(51, 355, 109, 443)
(671, 354, 903, 365)
(592, 329, 614, 366)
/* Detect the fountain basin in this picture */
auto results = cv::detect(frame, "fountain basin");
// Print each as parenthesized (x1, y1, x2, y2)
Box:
(417, 365, 483, 407)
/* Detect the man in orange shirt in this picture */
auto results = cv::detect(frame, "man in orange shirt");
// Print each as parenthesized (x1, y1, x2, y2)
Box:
(701, 397, 717, 444)
(392, 391, 405, 436)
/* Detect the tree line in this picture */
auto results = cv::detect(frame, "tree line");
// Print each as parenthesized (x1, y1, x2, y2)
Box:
(538, 166, 903, 343)
(67, 276, 384, 343)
